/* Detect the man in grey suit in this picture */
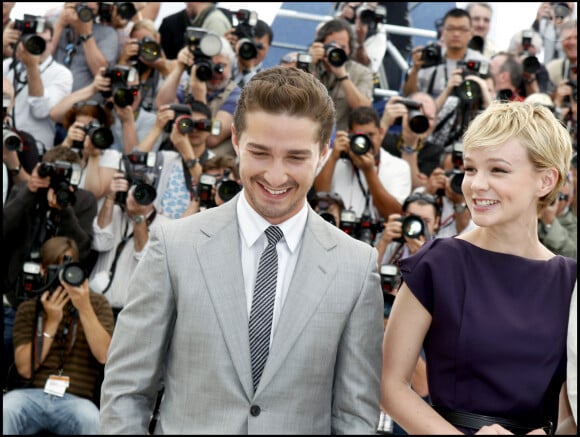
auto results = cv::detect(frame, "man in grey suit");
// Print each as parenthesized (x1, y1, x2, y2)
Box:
(99, 66, 384, 434)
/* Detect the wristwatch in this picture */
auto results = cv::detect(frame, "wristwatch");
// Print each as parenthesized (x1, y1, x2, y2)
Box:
(131, 214, 146, 224)
(78, 33, 93, 43)
(453, 202, 468, 214)
(184, 158, 198, 169)
(336, 74, 349, 82)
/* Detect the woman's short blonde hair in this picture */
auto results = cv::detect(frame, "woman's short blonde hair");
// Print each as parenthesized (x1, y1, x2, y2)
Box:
(462, 101, 573, 211)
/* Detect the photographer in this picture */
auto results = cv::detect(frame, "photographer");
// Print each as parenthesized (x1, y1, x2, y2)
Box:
(380, 92, 442, 190)
(225, 15, 273, 88)
(155, 31, 240, 159)
(2, 145, 97, 390)
(3, 17, 73, 156)
(308, 18, 374, 131)
(314, 105, 411, 230)
(89, 171, 170, 318)
(158, 2, 232, 60)
(117, 18, 176, 112)
(3, 236, 114, 435)
(546, 20, 576, 87)
(3, 77, 40, 199)
(532, 2, 575, 65)
(134, 99, 217, 219)
(49, 2, 120, 92)
(402, 8, 489, 151)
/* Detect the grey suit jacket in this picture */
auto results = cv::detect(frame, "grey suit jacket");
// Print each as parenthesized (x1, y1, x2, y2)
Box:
(99, 194, 384, 434)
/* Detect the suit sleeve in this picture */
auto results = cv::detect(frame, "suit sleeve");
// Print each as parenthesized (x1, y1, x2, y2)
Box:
(99, 223, 176, 434)
(331, 244, 383, 434)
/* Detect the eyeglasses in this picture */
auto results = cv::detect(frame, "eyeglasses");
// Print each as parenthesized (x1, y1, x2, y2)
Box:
(558, 192, 569, 202)
(73, 100, 101, 109)
(443, 26, 471, 33)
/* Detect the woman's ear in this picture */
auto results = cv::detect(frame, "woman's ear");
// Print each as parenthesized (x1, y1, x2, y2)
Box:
(537, 167, 559, 198)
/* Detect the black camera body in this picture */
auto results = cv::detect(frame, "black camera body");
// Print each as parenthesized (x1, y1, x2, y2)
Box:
(98, 2, 137, 22)
(21, 256, 86, 299)
(339, 208, 383, 246)
(324, 42, 348, 67)
(37, 161, 82, 207)
(132, 36, 162, 64)
(165, 103, 192, 133)
(116, 152, 160, 206)
(3, 123, 23, 151)
(232, 9, 261, 61)
(72, 120, 114, 150)
(393, 214, 427, 243)
(564, 79, 577, 105)
(380, 264, 401, 318)
(393, 98, 430, 134)
(459, 59, 490, 79)
(198, 170, 242, 210)
(175, 115, 221, 136)
(13, 14, 46, 55)
(315, 191, 345, 227)
(184, 27, 223, 81)
(446, 142, 465, 195)
(349, 132, 373, 156)
(421, 42, 442, 69)
(102, 65, 138, 107)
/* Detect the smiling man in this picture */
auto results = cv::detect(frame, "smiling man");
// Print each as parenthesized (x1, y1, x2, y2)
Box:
(99, 66, 384, 435)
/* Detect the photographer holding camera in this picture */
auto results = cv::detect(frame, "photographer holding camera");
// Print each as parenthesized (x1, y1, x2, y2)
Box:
(546, 19, 576, 86)
(117, 18, 176, 113)
(3, 17, 73, 157)
(225, 13, 273, 89)
(156, 30, 240, 159)
(380, 92, 442, 190)
(3, 235, 114, 435)
(89, 169, 170, 317)
(532, 2, 575, 65)
(314, 105, 411, 235)
(308, 18, 374, 132)
(3, 145, 98, 391)
(49, 2, 120, 92)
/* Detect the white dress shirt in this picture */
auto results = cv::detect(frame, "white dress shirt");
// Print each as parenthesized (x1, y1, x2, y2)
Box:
(237, 190, 307, 345)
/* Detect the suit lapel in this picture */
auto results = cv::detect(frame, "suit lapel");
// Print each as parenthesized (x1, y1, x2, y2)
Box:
(256, 210, 338, 394)
(196, 198, 254, 399)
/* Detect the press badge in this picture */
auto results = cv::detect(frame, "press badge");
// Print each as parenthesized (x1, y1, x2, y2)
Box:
(44, 374, 70, 397)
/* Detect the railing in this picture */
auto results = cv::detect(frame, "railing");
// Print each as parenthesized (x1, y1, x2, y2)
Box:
(267, 7, 438, 97)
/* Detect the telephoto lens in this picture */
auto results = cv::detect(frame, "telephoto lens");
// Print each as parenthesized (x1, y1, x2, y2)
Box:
(59, 263, 87, 287)
(349, 133, 372, 155)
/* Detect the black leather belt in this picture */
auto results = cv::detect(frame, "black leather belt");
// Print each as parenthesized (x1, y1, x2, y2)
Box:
(433, 406, 554, 435)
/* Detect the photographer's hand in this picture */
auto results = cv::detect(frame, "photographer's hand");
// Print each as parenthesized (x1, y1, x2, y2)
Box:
(331, 131, 351, 161)
(189, 64, 208, 102)
(405, 234, 426, 255)
(41, 287, 70, 330)
(118, 38, 139, 65)
(381, 97, 407, 130)
(308, 41, 326, 65)
(62, 121, 86, 149)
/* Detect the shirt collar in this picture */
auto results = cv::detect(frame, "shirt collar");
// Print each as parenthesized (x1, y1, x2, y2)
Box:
(237, 189, 308, 253)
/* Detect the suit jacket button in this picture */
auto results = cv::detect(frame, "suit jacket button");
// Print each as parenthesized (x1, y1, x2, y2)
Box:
(250, 405, 261, 416)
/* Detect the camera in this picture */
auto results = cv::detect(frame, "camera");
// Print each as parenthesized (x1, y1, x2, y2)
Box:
(446, 142, 464, 195)
(21, 256, 87, 298)
(459, 59, 490, 78)
(315, 191, 345, 227)
(324, 42, 348, 67)
(184, 27, 223, 81)
(132, 36, 162, 64)
(380, 264, 401, 318)
(72, 120, 114, 150)
(198, 173, 217, 209)
(3, 123, 22, 151)
(231, 9, 262, 61)
(393, 98, 430, 134)
(456, 78, 483, 105)
(357, 4, 387, 32)
(13, 14, 46, 55)
(420, 42, 442, 69)
(174, 115, 221, 136)
(116, 152, 159, 206)
(102, 65, 139, 107)
(296, 52, 312, 73)
(563, 79, 577, 105)
(216, 169, 242, 203)
(76, 3, 95, 23)
(468, 35, 484, 53)
(393, 214, 427, 243)
(348, 132, 373, 156)
(551, 2, 571, 20)
(98, 2, 137, 22)
(339, 208, 383, 246)
(37, 160, 82, 207)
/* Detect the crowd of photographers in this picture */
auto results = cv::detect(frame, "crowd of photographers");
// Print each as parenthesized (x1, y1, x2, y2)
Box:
(1, 2, 577, 434)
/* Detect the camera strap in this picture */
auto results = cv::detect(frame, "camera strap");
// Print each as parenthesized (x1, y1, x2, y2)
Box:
(102, 209, 157, 295)
(35, 304, 79, 370)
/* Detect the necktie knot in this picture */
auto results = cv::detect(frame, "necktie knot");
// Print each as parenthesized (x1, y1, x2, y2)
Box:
(264, 226, 283, 246)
